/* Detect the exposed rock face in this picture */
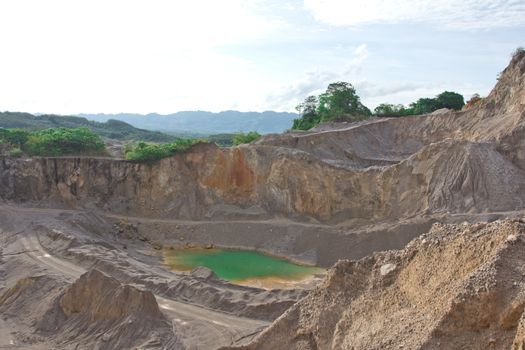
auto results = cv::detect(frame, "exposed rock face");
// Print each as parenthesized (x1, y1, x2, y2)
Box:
(0, 269, 181, 349)
(1, 52, 524, 224)
(226, 220, 525, 350)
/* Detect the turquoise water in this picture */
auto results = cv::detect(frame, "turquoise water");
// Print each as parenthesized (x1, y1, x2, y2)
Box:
(164, 248, 323, 282)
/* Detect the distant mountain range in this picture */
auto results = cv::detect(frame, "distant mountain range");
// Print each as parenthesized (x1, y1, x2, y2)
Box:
(79, 111, 298, 135)
(0, 112, 174, 142)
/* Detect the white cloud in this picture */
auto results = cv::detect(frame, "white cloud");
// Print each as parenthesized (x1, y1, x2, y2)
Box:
(0, 0, 281, 114)
(265, 41, 493, 112)
(357, 79, 494, 110)
(267, 44, 369, 110)
(303, 0, 525, 30)
(0, 0, 515, 115)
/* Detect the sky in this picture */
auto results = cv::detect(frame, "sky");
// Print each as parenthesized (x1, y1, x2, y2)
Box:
(0, 0, 524, 115)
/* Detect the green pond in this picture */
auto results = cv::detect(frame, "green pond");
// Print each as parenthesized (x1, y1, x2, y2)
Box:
(164, 248, 323, 282)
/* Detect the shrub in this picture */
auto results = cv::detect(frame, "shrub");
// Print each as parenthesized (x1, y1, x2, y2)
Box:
(0, 127, 106, 157)
(374, 91, 465, 118)
(0, 128, 29, 146)
(232, 131, 261, 145)
(124, 138, 198, 162)
(374, 104, 408, 118)
(9, 147, 23, 157)
(292, 116, 320, 130)
(24, 127, 105, 156)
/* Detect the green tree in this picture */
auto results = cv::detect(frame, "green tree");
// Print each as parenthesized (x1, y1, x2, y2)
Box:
(411, 98, 441, 115)
(317, 82, 371, 121)
(292, 95, 320, 130)
(374, 103, 407, 117)
(291, 82, 371, 130)
(0, 128, 29, 146)
(436, 91, 464, 110)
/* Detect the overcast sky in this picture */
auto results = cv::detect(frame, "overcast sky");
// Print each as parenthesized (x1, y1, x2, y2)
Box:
(0, 0, 523, 114)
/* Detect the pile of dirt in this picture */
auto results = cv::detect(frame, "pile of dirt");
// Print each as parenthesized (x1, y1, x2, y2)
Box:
(226, 219, 525, 350)
(0, 269, 181, 349)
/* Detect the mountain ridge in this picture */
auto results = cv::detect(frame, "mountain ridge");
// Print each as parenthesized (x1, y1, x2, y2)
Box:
(79, 110, 298, 135)
(0, 111, 174, 142)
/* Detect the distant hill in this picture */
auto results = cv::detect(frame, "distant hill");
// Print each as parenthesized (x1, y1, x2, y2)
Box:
(0, 112, 174, 142)
(79, 111, 298, 135)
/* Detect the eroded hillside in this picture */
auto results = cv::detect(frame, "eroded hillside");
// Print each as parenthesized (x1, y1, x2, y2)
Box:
(1, 53, 524, 226)
(225, 219, 525, 350)
(0, 52, 524, 350)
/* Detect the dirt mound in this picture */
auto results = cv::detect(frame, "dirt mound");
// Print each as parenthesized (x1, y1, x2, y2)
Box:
(0, 275, 64, 330)
(43, 268, 180, 349)
(226, 220, 525, 350)
(380, 140, 525, 217)
(0, 269, 181, 349)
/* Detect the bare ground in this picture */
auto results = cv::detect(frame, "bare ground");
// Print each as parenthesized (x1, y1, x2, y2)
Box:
(0, 52, 524, 349)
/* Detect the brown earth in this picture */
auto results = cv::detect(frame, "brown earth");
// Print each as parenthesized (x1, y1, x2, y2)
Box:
(225, 219, 525, 350)
(0, 269, 181, 349)
(0, 52, 524, 349)
(1, 54, 523, 225)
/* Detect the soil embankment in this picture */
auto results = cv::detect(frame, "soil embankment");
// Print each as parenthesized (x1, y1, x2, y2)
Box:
(225, 219, 525, 350)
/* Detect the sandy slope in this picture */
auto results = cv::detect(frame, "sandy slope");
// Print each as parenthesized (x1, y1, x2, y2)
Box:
(0, 206, 269, 349)
(226, 219, 525, 350)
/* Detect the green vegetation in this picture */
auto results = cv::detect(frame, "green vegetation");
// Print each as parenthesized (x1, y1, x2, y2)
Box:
(0, 112, 174, 142)
(373, 103, 410, 118)
(293, 96, 321, 130)
(124, 138, 199, 162)
(25, 128, 105, 156)
(123, 130, 260, 162)
(292, 82, 371, 130)
(232, 131, 261, 145)
(375, 91, 465, 117)
(435, 91, 465, 110)
(0, 127, 106, 157)
(292, 83, 466, 126)
(9, 147, 23, 157)
(317, 82, 371, 121)
(0, 128, 29, 146)
(205, 133, 239, 147)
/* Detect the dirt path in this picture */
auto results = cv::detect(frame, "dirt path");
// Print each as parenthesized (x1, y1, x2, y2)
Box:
(18, 231, 268, 349)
